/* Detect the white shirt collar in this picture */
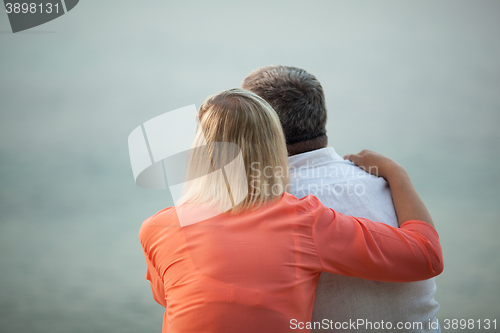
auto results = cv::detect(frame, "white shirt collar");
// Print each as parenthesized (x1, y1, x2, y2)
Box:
(288, 146, 349, 168)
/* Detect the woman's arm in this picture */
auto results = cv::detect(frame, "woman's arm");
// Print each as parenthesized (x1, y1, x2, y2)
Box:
(310, 150, 443, 282)
(343, 150, 434, 228)
(310, 195, 443, 282)
(139, 218, 167, 308)
(142, 251, 167, 308)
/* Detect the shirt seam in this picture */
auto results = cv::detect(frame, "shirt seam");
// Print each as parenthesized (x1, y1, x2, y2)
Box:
(308, 196, 325, 272)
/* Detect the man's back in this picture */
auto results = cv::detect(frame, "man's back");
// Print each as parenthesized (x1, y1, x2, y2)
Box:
(289, 147, 439, 333)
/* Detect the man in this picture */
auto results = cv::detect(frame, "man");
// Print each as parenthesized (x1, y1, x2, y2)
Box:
(242, 66, 440, 332)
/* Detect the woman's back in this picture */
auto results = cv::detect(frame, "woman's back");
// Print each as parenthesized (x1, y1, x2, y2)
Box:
(139, 193, 443, 333)
(140, 193, 319, 332)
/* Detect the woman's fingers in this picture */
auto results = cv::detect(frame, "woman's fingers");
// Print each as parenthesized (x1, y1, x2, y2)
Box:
(344, 150, 385, 176)
(344, 150, 405, 179)
(344, 153, 365, 170)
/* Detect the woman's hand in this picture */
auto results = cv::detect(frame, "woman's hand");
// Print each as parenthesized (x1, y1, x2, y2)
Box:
(344, 150, 434, 228)
(343, 150, 407, 181)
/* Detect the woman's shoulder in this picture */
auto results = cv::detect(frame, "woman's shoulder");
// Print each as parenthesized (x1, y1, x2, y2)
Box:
(144, 206, 177, 223)
(281, 192, 321, 209)
(138, 207, 179, 238)
(266, 192, 324, 219)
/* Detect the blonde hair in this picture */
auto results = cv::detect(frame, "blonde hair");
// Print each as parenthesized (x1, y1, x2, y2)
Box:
(178, 88, 289, 213)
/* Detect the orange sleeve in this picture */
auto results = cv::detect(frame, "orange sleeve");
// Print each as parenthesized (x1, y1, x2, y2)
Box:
(308, 195, 444, 282)
(139, 217, 167, 308)
(143, 251, 167, 308)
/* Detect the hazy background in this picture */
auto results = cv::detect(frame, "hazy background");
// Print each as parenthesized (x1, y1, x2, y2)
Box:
(1, 1, 499, 332)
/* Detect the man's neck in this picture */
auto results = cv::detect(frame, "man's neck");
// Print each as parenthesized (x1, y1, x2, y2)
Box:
(287, 135, 328, 156)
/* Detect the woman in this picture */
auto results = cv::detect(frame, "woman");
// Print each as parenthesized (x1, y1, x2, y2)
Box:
(139, 89, 443, 333)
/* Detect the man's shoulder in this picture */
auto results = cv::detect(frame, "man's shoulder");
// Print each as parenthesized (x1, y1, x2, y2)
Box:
(288, 148, 397, 225)
(288, 147, 383, 183)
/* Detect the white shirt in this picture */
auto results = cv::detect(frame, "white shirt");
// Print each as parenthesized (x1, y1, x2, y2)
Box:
(288, 147, 439, 333)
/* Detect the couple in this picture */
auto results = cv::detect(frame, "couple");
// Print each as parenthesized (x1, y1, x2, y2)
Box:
(138, 66, 443, 333)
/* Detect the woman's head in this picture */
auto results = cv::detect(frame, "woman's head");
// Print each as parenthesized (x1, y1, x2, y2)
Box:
(180, 88, 289, 213)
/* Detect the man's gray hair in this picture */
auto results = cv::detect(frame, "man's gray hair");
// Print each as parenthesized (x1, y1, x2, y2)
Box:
(241, 65, 327, 145)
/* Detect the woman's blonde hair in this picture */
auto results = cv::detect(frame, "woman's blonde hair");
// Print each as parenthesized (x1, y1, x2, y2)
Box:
(178, 88, 289, 213)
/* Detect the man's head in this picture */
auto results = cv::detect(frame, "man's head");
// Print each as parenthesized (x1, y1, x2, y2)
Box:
(241, 65, 327, 155)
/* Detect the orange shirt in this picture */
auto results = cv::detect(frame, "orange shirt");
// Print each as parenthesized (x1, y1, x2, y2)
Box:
(139, 193, 443, 333)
